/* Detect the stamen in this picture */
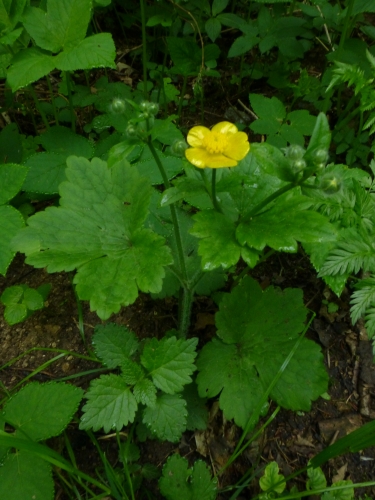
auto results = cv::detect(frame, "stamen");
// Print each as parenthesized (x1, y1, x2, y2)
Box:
(203, 131, 228, 154)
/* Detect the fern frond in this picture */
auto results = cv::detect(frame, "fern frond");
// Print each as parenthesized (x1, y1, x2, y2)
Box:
(350, 276, 375, 323)
(364, 306, 375, 339)
(363, 114, 375, 132)
(319, 237, 375, 276)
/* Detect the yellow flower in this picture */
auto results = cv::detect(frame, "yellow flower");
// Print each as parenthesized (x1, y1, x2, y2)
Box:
(185, 121, 250, 169)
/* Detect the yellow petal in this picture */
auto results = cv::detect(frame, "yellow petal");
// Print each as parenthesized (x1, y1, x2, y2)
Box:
(186, 147, 237, 168)
(224, 132, 250, 161)
(187, 126, 211, 147)
(212, 121, 238, 135)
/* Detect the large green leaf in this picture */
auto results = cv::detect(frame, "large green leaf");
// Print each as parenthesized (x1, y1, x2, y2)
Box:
(23, 153, 68, 194)
(196, 277, 328, 427)
(2, 382, 84, 441)
(13, 157, 173, 319)
(80, 374, 138, 433)
(0, 450, 54, 500)
(39, 126, 94, 157)
(141, 337, 198, 394)
(0, 204, 24, 276)
(55, 33, 116, 71)
(6, 47, 55, 91)
(22, 0, 92, 53)
(236, 193, 337, 252)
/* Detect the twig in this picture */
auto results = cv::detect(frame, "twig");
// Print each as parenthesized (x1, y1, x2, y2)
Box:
(238, 99, 259, 120)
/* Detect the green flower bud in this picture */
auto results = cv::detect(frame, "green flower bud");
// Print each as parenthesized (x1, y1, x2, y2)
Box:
(292, 158, 306, 172)
(312, 148, 329, 165)
(125, 124, 138, 139)
(320, 176, 341, 194)
(285, 144, 305, 161)
(109, 97, 126, 114)
(170, 139, 188, 157)
(139, 101, 159, 116)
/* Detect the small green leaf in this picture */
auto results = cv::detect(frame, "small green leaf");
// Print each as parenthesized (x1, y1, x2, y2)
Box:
(307, 466, 327, 490)
(259, 462, 286, 494)
(22, 287, 44, 310)
(0, 163, 28, 204)
(4, 302, 27, 325)
(92, 323, 139, 368)
(159, 455, 217, 500)
(141, 337, 198, 394)
(0, 205, 24, 276)
(3, 382, 84, 441)
(142, 394, 187, 442)
(136, 150, 183, 185)
(212, 0, 229, 16)
(205, 18, 221, 42)
(23, 153, 68, 194)
(228, 35, 259, 57)
(80, 374, 137, 433)
(0, 450, 54, 500)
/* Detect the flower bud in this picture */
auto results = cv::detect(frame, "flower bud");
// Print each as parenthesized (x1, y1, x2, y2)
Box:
(320, 176, 341, 194)
(170, 139, 188, 157)
(139, 101, 159, 116)
(125, 124, 138, 139)
(292, 158, 306, 172)
(109, 97, 126, 114)
(312, 148, 329, 165)
(285, 144, 305, 161)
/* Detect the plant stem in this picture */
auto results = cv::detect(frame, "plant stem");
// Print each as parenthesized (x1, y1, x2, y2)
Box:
(245, 183, 294, 218)
(211, 169, 223, 213)
(28, 85, 50, 129)
(45, 75, 59, 125)
(147, 141, 192, 337)
(177, 76, 188, 124)
(139, 0, 149, 99)
(338, 0, 356, 54)
(178, 287, 194, 339)
(64, 71, 76, 133)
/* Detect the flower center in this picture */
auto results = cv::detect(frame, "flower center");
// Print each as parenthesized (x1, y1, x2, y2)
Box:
(203, 131, 228, 154)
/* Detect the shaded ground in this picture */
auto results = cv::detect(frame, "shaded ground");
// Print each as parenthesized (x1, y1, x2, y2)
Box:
(1, 251, 375, 499)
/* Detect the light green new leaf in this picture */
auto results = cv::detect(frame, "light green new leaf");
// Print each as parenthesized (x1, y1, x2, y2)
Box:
(23, 0, 92, 53)
(6, 47, 55, 92)
(142, 394, 187, 442)
(0, 205, 24, 276)
(0, 450, 54, 500)
(80, 374, 137, 433)
(141, 337, 198, 394)
(55, 33, 116, 71)
(260, 462, 286, 493)
(3, 382, 83, 441)
(0, 163, 28, 204)
(237, 193, 337, 252)
(92, 323, 139, 369)
(133, 379, 157, 407)
(197, 277, 328, 427)
(159, 455, 217, 500)
(13, 157, 172, 319)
